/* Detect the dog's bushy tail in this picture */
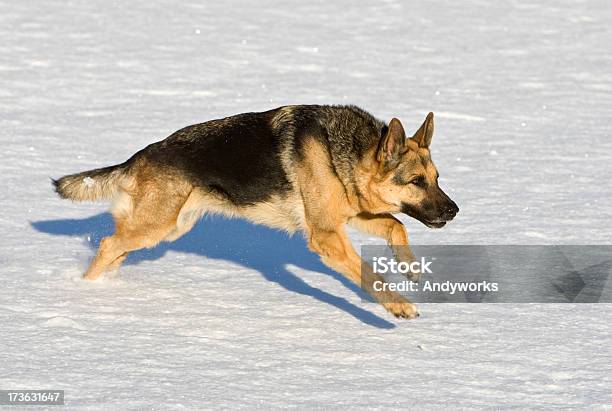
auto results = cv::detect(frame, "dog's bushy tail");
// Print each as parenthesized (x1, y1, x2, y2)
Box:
(52, 163, 129, 202)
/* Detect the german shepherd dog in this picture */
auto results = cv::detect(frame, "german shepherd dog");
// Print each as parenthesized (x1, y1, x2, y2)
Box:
(54, 105, 458, 319)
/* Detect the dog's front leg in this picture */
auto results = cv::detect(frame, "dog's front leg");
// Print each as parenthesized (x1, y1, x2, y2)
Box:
(348, 213, 419, 281)
(307, 224, 419, 319)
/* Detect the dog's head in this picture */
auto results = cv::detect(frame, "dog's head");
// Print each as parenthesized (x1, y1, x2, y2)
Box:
(357, 113, 459, 228)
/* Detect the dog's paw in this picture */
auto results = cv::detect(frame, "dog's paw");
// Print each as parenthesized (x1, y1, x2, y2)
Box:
(382, 299, 420, 319)
(82, 272, 103, 281)
(392, 247, 421, 282)
(403, 270, 421, 283)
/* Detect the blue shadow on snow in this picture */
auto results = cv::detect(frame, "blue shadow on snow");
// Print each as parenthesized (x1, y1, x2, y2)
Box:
(31, 213, 395, 329)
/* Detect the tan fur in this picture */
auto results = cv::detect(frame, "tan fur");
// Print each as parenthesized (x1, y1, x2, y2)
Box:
(348, 212, 417, 280)
(354, 147, 403, 214)
(83, 162, 192, 280)
(166, 188, 304, 241)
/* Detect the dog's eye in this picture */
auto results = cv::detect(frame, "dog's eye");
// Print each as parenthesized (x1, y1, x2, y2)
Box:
(411, 177, 426, 187)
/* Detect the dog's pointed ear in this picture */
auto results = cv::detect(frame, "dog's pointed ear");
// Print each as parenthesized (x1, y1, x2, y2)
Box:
(377, 118, 406, 171)
(411, 112, 434, 148)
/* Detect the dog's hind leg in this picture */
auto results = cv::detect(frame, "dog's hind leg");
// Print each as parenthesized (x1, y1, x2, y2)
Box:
(162, 189, 207, 242)
(83, 171, 192, 280)
(83, 204, 185, 280)
(106, 252, 128, 272)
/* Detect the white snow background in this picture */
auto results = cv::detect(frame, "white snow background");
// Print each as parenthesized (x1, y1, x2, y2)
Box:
(1, 0, 612, 409)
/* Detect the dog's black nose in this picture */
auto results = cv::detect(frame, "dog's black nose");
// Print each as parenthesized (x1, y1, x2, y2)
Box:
(443, 202, 459, 219)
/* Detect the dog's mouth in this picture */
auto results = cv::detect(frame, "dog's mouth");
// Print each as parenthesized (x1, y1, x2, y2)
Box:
(400, 203, 451, 229)
(423, 220, 447, 229)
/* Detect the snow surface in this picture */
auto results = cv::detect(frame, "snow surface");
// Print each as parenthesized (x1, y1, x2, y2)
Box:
(2, 0, 612, 408)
